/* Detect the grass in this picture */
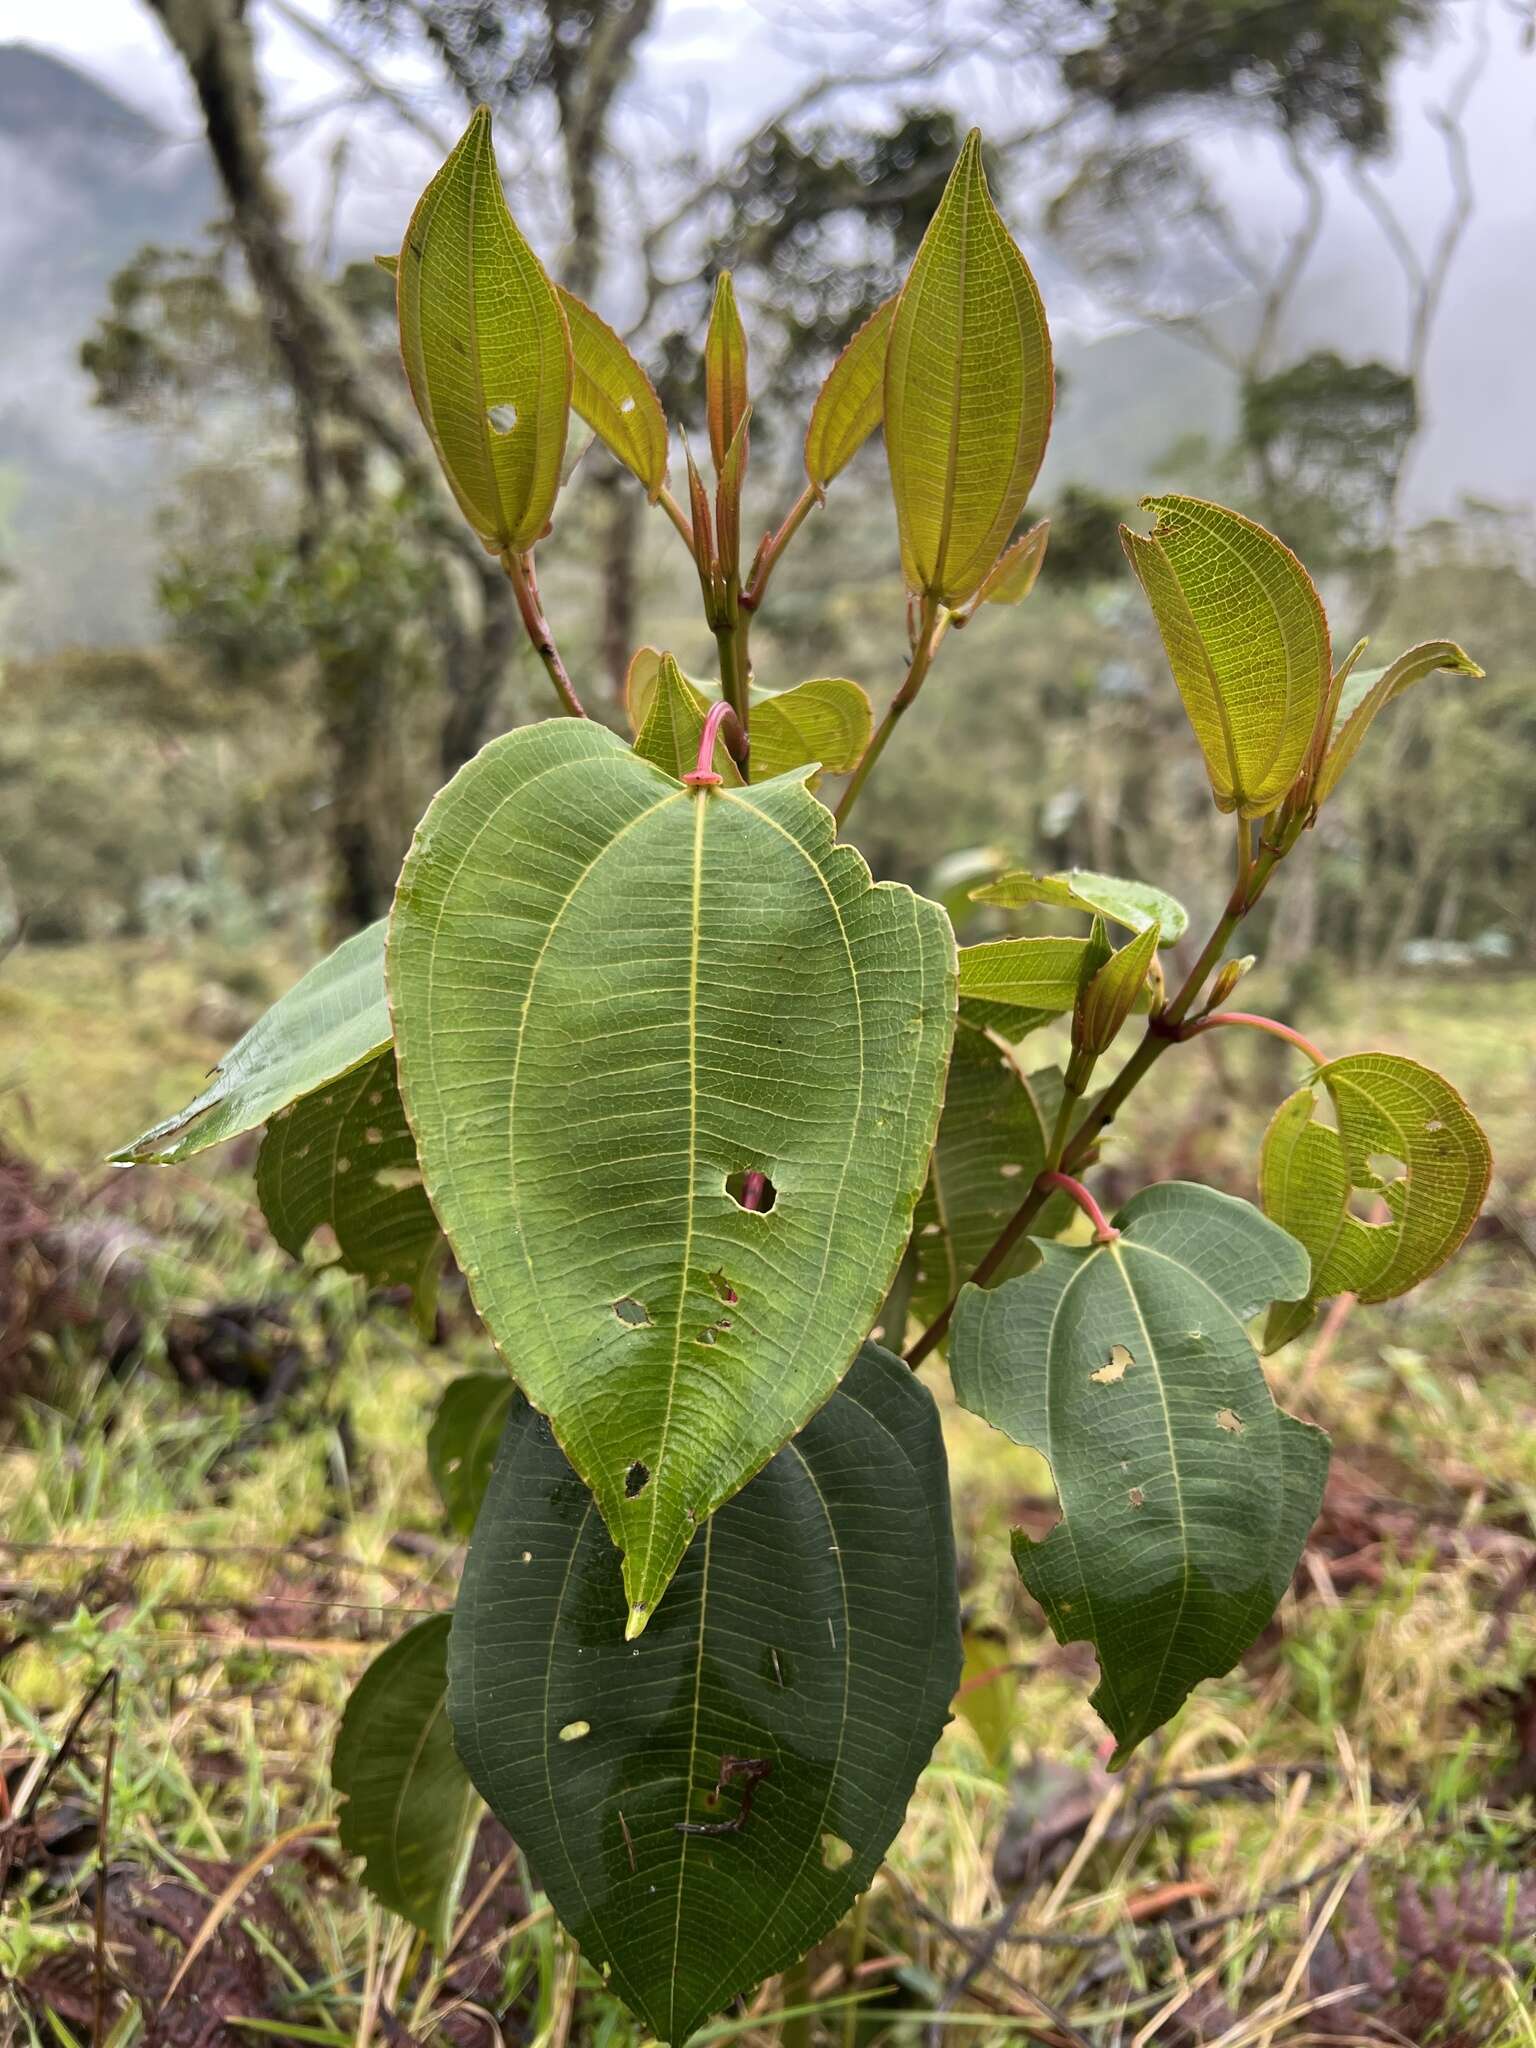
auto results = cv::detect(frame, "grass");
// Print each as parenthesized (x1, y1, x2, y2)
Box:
(2, 940, 1535, 2045)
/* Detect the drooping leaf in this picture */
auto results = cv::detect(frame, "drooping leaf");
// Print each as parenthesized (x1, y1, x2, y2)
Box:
(803, 294, 896, 494)
(908, 1023, 1068, 1338)
(956, 935, 1106, 1037)
(333, 1615, 479, 1947)
(1314, 640, 1482, 804)
(951, 1182, 1328, 1764)
(627, 650, 871, 788)
(884, 131, 1053, 608)
(256, 1050, 444, 1332)
(704, 272, 749, 475)
(428, 1373, 516, 1536)
(112, 922, 390, 1165)
(1259, 1051, 1491, 1348)
(971, 867, 1188, 944)
(1074, 920, 1161, 1058)
(969, 520, 1050, 609)
(556, 286, 668, 501)
(1121, 495, 1329, 817)
(448, 1343, 961, 2045)
(397, 107, 571, 552)
(389, 719, 954, 1635)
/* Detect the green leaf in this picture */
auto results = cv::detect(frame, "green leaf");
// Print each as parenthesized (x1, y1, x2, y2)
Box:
(1074, 920, 1161, 1058)
(397, 107, 571, 552)
(951, 1182, 1327, 1764)
(1259, 1051, 1491, 1347)
(885, 131, 1053, 608)
(704, 272, 749, 475)
(627, 650, 872, 788)
(969, 520, 1049, 609)
(955, 1625, 1014, 1770)
(556, 286, 668, 502)
(389, 719, 955, 1635)
(428, 1373, 516, 1536)
(112, 922, 390, 1165)
(803, 295, 896, 494)
(256, 1050, 444, 1333)
(1121, 495, 1329, 818)
(956, 935, 1105, 1036)
(333, 1615, 479, 1946)
(908, 1023, 1067, 1339)
(448, 1343, 961, 2045)
(1314, 640, 1482, 804)
(971, 867, 1188, 944)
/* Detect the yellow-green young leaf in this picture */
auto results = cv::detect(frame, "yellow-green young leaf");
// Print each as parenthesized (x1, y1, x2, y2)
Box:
(958, 935, 1116, 1035)
(1121, 495, 1329, 818)
(885, 131, 1053, 608)
(803, 294, 896, 494)
(633, 655, 743, 786)
(972, 868, 1187, 944)
(1074, 920, 1160, 1058)
(705, 272, 749, 474)
(1259, 1051, 1491, 1347)
(397, 107, 571, 552)
(556, 286, 668, 501)
(1314, 640, 1482, 804)
(332, 1616, 479, 1947)
(627, 651, 871, 788)
(956, 1624, 1014, 1770)
(971, 520, 1050, 609)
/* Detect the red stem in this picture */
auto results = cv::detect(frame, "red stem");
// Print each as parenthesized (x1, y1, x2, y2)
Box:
(683, 700, 746, 788)
(1183, 1011, 1327, 1066)
(740, 1170, 768, 1212)
(1039, 1171, 1119, 1243)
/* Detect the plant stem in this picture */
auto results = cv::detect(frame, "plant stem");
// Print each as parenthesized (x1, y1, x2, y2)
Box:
(501, 548, 587, 719)
(1038, 1171, 1118, 1242)
(834, 594, 948, 830)
(780, 1954, 813, 2048)
(714, 580, 751, 737)
(684, 700, 747, 788)
(1181, 1011, 1328, 1065)
(743, 482, 819, 610)
(657, 485, 696, 553)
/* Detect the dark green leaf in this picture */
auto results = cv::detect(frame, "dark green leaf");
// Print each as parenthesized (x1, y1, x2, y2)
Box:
(389, 719, 954, 1634)
(951, 1182, 1327, 1764)
(448, 1343, 961, 2044)
(333, 1615, 479, 1946)
(112, 922, 389, 1165)
(429, 1373, 516, 1536)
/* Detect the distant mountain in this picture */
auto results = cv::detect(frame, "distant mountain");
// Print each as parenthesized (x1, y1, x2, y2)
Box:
(0, 44, 215, 651)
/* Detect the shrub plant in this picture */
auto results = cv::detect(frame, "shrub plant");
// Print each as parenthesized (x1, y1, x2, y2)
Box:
(119, 113, 1492, 2041)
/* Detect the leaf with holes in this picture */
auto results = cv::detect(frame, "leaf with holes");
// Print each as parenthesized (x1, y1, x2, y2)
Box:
(333, 1615, 479, 1946)
(555, 287, 668, 501)
(1315, 640, 1482, 804)
(389, 718, 954, 1635)
(950, 1182, 1327, 1764)
(628, 650, 872, 789)
(907, 1022, 1069, 1342)
(113, 921, 390, 1165)
(397, 108, 570, 552)
(256, 1050, 443, 1332)
(885, 131, 1053, 607)
(448, 1342, 960, 2044)
(1122, 495, 1329, 818)
(971, 867, 1188, 944)
(804, 294, 895, 494)
(1259, 1051, 1491, 1350)
(429, 1374, 516, 1536)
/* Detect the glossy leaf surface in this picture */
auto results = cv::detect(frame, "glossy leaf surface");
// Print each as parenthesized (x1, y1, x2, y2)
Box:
(1260, 1051, 1491, 1348)
(885, 131, 1053, 607)
(397, 108, 570, 551)
(972, 867, 1187, 943)
(333, 1615, 479, 1946)
(389, 719, 954, 1634)
(1315, 639, 1482, 804)
(557, 286, 668, 501)
(113, 922, 389, 1165)
(429, 1373, 516, 1536)
(256, 1050, 443, 1330)
(448, 1344, 961, 2044)
(951, 1182, 1327, 1764)
(803, 295, 895, 493)
(1121, 495, 1329, 817)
